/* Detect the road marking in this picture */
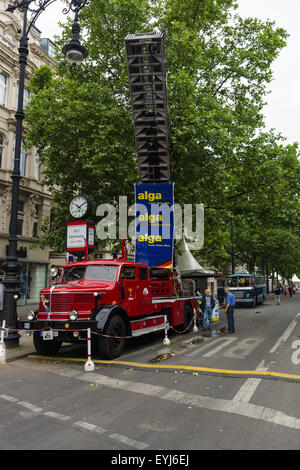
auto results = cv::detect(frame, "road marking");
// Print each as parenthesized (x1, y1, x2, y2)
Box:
(0, 394, 147, 449)
(18, 401, 43, 413)
(269, 321, 297, 353)
(74, 421, 106, 433)
(185, 338, 225, 357)
(75, 371, 300, 431)
(108, 433, 149, 450)
(223, 338, 264, 359)
(0, 394, 18, 402)
(203, 338, 236, 357)
(291, 340, 300, 365)
(28, 355, 300, 380)
(43, 411, 71, 421)
(233, 360, 269, 403)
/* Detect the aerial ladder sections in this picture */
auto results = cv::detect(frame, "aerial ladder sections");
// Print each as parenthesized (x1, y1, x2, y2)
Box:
(125, 32, 172, 182)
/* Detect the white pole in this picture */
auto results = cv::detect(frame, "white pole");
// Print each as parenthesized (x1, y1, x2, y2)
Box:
(162, 315, 170, 346)
(193, 308, 198, 333)
(84, 328, 95, 372)
(0, 320, 6, 364)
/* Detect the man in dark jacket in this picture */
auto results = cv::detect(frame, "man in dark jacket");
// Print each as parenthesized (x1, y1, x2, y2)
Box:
(202, 289, 215, 331)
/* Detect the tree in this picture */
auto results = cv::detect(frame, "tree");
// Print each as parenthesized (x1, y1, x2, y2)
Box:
(25, 0, 290, 260)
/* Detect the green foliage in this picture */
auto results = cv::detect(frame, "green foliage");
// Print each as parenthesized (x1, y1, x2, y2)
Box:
(24, 0, 300, 278)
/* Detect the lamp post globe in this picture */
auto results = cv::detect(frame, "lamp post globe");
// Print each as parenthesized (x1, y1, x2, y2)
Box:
(62, 42, 88, 65)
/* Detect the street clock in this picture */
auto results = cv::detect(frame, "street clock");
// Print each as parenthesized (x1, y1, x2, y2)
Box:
(69, 195, 93, 220)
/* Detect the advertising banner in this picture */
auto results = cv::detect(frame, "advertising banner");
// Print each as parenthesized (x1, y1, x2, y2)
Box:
(134, 182, 174, 268)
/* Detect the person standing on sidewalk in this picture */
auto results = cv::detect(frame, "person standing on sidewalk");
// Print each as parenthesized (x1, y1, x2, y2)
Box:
(224, 287, 235, 334)
(274, 286, 281, 306)
(201, 289, 215, 331)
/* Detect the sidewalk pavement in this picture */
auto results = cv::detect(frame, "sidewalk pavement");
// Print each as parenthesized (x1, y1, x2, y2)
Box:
(2, 304, 39, 362)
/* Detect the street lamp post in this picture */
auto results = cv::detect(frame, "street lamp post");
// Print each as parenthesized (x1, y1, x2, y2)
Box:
(1, 0, 89, 348)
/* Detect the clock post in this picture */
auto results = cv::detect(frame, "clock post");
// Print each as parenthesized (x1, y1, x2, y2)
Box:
(67, 196, 94, 261)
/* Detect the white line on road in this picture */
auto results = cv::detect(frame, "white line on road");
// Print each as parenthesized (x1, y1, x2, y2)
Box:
(74, 421, 106, 433)
(233, 360, 269, 403)
(18, 401, 43, 413)
(0, 394, 18, 402)
(203, 337, 236, 357)
(76, 371, 300, 431)
(0, 393, 148, 449)
(185, 337, 224, 357)
(269, 321, 297, 353)
(43, 411, 71, 421)
(108, 433, 149, 450)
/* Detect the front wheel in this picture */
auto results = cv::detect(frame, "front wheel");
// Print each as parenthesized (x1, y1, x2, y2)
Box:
(33, 332, 62, 355)
(97, 314, 127, 359)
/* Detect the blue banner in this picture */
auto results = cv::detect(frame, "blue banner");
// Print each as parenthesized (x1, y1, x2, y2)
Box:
(134, 182, 174, 268)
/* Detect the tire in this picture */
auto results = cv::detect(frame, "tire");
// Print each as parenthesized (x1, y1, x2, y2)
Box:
(97, 314, 127, 359)
(33, 331, 62, 355)
(177, 304, 194, 333)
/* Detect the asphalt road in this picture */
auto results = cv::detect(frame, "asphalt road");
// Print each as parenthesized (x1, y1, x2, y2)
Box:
(1, 292, 300, 451)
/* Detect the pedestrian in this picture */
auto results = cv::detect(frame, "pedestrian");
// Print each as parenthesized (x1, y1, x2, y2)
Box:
(224, 287, 235, 334)
(274, 286, 281, 306)
(288, 285, 293, 297)
(284, 286, 287, 297)
(201, 289, 215, 331)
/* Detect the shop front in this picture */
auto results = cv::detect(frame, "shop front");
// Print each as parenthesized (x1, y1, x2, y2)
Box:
(0, 259, 49, 307)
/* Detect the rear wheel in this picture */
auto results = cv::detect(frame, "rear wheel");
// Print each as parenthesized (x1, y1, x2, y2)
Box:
(33, 332, 62, 355)
(177, 304, 194, 333)
(97, 314, 127, 359)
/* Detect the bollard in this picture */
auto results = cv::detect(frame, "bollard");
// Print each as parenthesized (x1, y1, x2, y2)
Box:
(162, 315, 170, 346)
(84, 328, 95, 372)
(0, 320, 6, 364)
(193, 308, 198, 333)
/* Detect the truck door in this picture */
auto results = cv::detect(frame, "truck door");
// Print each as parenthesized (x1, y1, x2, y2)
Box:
(120, 265, 139, 316)
(137, 266, 153, 316)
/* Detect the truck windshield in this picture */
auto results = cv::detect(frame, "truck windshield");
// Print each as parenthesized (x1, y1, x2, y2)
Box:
(62, 266, 86, 283)
(85, 265, 118, 281)
(62, 265, 118, 283)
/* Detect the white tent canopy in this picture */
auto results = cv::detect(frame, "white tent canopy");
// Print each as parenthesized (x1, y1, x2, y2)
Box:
(176, 237, 204, 274)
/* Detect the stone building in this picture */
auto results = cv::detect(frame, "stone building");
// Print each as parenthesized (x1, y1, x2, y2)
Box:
(0, 0, 65, 306)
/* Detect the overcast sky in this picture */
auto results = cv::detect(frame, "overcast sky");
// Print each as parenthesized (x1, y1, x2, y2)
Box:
(35, 0, 300, 145)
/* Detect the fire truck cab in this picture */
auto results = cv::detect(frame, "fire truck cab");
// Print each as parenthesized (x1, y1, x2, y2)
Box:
(19, 259, 197, 359)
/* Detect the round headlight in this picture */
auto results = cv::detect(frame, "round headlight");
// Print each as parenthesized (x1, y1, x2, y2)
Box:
(69, 310, 78, 321)
(27, 311, 36, 321)
(50, 266, 59, 278)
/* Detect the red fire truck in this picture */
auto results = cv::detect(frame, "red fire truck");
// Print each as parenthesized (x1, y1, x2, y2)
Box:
(19, 258, 197, 359)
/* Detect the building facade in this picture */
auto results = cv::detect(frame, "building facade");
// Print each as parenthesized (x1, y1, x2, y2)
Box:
(0, 0, 65, 306)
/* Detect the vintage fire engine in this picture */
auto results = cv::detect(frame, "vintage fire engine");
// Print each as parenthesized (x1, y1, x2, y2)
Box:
(18, 32, 200, 358)
(19, 259, 197, 359)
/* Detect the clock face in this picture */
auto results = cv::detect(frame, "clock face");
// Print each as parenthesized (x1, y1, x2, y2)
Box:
(69, 196, 90, 219)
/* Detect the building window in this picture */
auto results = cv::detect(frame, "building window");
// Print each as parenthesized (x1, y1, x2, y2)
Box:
(0, 74, 7, 107)
(12, 139, 27, 176)
(1, 38, 14, 51)
(0, 135, 3, 167)
(34, 152, 40, 181)
(16, 85, 30, 108)
(17, 201, 24, 236)
(32, 205, 39, 238)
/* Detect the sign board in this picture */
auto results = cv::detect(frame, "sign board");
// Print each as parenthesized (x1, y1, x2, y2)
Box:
(67, 221, 94, 257)
(134, 182, 174, 268)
